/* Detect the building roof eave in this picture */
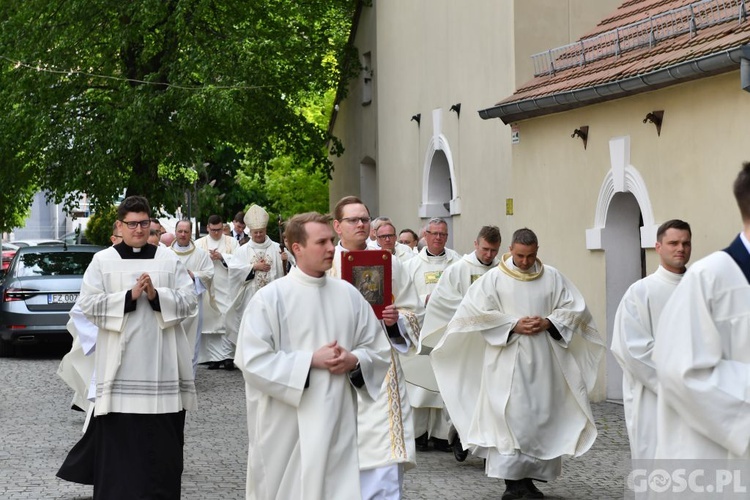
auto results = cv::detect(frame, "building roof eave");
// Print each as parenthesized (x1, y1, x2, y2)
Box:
(479, 47, 746, 125)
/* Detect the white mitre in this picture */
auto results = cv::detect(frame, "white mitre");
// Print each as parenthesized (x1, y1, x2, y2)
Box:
(244, 204, 269, 230)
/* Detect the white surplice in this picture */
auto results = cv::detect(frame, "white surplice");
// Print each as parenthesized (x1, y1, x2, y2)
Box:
(329, 243, 419, 497)
(194, 234, 238, 363)
(76, 246, 198, 416)
(225, 236, 285, 344)
(611, 265, 683, 460)
(235, 266, 391, 500)
(654, 237, 750, 459)
(431, 255, 603, 480)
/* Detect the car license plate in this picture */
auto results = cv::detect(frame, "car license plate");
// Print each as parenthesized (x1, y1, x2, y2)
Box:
(48, 293, 78, 304)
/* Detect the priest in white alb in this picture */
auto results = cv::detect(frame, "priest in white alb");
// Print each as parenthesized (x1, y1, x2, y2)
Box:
(653, 163, 750, 460)
(57, 196, 198, 499)
(611, 219, 691, 460)
(419, 225, 502, 459)
(329, 196, 421, 500)
(402, 216, 461, 452)
(195, 214, 239, 370)
(170, 219, 215, 374)
(226, 204, 287, 344)
(432, 228, 603, 500)
(236, 212, 391, 500)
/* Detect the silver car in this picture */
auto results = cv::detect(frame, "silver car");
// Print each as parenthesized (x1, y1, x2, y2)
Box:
(0, 244, 103, 357)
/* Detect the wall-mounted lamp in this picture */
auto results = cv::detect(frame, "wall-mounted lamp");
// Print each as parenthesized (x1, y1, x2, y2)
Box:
(571, 126, 589, 149)
(643, 110, 664, 136)
(449, 103, 461, 118)
(411, 113, 421, 125)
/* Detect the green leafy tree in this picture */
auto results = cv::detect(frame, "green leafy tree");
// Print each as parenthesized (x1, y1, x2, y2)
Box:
(85, 205, 119, 247)
(0, 1, 357, 232)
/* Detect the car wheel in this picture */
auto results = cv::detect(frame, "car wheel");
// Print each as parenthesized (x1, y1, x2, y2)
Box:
(0, 339, 15, 357)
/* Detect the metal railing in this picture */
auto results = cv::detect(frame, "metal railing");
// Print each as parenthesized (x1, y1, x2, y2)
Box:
(531, 0, 747, 77)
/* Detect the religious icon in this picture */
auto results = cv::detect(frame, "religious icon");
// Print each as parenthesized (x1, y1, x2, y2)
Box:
(354, 267, 384, 305)
(341, 249, 392, 319)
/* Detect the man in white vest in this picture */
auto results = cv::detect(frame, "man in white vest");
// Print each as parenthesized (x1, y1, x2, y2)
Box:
(611, 219, 691, 460)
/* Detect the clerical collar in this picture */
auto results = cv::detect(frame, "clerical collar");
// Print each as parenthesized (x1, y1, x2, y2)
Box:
(499, 252, 544, 281)
(114, 242, 157, 259)
(172, 242, 195, 256)
(426, 249, 446, 257)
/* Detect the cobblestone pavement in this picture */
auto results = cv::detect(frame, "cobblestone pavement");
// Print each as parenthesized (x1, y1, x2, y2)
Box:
(0, 344, 630, 499)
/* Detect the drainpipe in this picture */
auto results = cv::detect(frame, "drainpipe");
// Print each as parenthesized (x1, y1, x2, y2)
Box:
(742, 44, 750, 92)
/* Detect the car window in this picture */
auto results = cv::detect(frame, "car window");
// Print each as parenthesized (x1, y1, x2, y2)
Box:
(16, 252, 95, 277)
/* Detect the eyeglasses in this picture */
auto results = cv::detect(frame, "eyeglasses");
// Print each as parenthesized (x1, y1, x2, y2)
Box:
(425, 230, 448, 238)
(377, 233, 396, 240)
(208, 226, 224, 233)
(120, 219, 151, 230)
(340, 217, 371, 225)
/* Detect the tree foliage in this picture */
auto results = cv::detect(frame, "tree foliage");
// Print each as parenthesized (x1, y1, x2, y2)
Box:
(0, 0, 357, 232)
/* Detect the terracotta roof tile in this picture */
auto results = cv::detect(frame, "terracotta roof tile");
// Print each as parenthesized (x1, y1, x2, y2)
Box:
(498, 0, 750, 109)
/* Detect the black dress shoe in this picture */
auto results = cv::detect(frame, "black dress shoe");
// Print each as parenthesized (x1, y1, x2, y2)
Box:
(415, 432, 429, 452)
(451, 435, 468, 462)
(502, 480, 525, 500)
(207, 361, 221, 370)
(524, 478, 544, 499)
(431, 438, 453, 452)
(223, 359, 237, 370)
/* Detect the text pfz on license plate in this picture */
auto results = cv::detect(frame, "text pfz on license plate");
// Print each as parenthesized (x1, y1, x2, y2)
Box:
(48, 293, 78, 304)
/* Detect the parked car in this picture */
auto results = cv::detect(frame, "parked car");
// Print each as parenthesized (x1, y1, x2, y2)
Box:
(10, 239, 65, 247)
(1, 243, 18, 272)
(0, 244, 103, 356)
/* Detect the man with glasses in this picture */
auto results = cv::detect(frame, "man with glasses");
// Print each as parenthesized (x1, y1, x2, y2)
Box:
(402, 217, 460, 452)
(330, 195, 421, 500)
(195, 214, 239, 370)
(371, 218, 414, 263)
(170, 219, 214, 375)
(57, 195, 197, 499)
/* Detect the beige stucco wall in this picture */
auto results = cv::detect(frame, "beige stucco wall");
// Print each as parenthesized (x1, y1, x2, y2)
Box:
(330, 0, 620, 254)
(508, 71, 750, 398)
(512, 0, 621, 88)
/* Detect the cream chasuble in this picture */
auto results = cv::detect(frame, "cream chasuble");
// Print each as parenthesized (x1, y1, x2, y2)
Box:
(171, 241, 214, 360)
(76, 245, 198, 416)
(194, 234, 238, 334)
(611, 265, 683, 460)
(403, 246, 461, 306)
(226, 236, 285, 344)
(235, 266, 391, 500)
(431, 255, 603, 480)
(654, 244, 750, 459)
(330, 244, 419, 472)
